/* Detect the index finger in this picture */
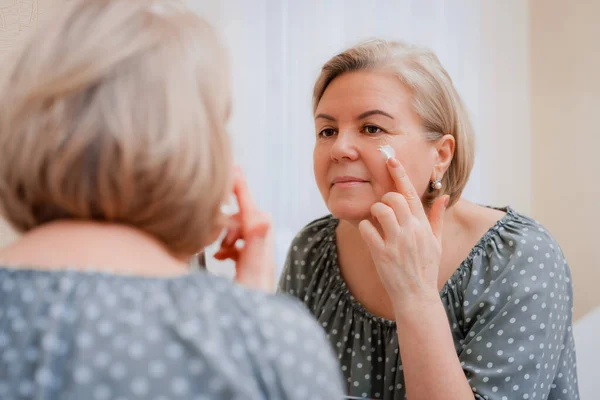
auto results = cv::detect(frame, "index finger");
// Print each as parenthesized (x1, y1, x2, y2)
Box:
(232, 169, 270, 239)
(386, 157, 427, 220)
(232, 168, 257, 223)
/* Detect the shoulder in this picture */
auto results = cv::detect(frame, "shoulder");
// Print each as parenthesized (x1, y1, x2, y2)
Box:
(288, 214, 337, 252)
(207, 281, 344, 397)
(255, 294, 345, 397)
(168, 274, 344, 395)
(462, 207, 573, 308)
(470, 207, 568, 269)
(182, 272, 328, 341)
(148, 274, 346, 398)
(283, 214, 337, 275)
(278, 215, 337, 294)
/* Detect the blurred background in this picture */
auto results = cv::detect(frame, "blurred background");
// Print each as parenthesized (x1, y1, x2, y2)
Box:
(0, 0, 598, 395)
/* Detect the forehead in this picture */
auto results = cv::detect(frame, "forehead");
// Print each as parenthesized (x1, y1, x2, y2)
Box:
(316, 70, 412, 117)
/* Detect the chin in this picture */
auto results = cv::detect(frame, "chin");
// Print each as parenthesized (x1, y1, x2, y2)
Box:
(327, 200, 373, 223)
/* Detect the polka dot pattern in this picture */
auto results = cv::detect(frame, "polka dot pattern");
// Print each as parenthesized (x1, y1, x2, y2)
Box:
(279, 208, 579, 400)
(0, 267, 343, 399)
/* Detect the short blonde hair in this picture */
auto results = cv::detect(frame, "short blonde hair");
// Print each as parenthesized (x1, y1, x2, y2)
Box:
(0, 0, 231, 256)
(313, 39, 474, 207)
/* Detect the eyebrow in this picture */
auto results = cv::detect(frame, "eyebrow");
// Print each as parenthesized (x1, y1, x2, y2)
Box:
(358, 109, 394, 120)
(314, 109, 395, 121)
(314, 113, 336, 121)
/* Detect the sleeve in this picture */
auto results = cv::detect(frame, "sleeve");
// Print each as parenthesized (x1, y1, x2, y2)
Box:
(457, 234, 575, 400)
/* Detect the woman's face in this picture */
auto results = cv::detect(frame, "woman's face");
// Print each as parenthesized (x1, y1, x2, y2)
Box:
(313, 70, 444, 223)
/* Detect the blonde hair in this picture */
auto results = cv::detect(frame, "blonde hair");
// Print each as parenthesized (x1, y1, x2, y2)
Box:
(313, 39, 474, 207)
(0, 0, 231, 256)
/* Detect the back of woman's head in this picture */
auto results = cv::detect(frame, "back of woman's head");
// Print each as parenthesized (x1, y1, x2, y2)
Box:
(0, 0, 231, 256)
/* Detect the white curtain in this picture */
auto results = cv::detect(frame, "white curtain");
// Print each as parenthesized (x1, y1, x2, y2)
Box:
(189, 0, 531, 276)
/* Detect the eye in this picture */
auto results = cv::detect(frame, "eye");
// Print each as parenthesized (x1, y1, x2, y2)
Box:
(363, 125, 383, 135)
(318, 128, 337, 138)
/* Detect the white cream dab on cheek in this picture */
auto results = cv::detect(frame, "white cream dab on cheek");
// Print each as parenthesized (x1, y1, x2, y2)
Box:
(378, 145, 395, 160)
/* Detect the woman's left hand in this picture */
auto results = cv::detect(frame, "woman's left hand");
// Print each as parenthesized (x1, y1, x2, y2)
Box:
(358, 157, 449, 313)
(213, 169, 275, 292)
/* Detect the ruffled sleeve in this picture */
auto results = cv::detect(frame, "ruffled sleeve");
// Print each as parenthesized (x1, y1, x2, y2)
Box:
(456, 211, 578, 400)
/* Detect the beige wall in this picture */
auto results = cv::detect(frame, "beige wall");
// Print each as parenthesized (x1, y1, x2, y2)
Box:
(479, 0, 532, 215)
(531, 0, 600, 320)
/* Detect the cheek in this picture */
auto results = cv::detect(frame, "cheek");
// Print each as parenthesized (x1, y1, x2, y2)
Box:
(362, 151, 395, 195)
(399, 162, 430, 195)
(396, 147, 435, 195)
(313, 146, 329, 188)
(364, 140, 433, 197)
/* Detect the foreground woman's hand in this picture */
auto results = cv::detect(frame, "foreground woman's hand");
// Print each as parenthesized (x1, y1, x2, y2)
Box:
(214, 170, 275, 292)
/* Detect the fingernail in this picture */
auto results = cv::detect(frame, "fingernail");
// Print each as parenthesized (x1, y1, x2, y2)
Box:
(387, 157, 400, 168)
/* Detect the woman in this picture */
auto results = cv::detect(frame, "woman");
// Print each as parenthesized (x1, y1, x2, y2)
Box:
(279, 40, 579, 400)
(0, 0, 343, 398)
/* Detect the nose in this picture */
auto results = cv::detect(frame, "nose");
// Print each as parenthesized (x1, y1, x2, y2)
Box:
(330, 131, 359, 162)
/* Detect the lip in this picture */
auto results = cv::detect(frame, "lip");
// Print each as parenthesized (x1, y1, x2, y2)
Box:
(331, 176, 368, 187)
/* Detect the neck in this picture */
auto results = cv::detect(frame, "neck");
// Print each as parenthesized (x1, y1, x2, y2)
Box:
(0, 220, 190, 277)
(336, 217, 393, 317)
(334, 199, 467, 320)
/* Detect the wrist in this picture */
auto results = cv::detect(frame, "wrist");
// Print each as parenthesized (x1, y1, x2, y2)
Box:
(392, 291, 442, 322)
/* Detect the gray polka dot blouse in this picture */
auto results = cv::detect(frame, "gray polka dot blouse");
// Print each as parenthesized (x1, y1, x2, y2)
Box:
(0, 268, 344, 399)
(278, 208, 579, 400)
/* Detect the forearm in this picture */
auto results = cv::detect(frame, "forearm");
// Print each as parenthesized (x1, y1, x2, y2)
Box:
(395, 298, 474, 400)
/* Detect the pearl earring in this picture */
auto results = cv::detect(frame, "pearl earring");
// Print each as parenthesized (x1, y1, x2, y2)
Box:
(431, 179, 442, 190)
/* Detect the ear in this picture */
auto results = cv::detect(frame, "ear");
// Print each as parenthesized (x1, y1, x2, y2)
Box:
(431, 134, 455, 179)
